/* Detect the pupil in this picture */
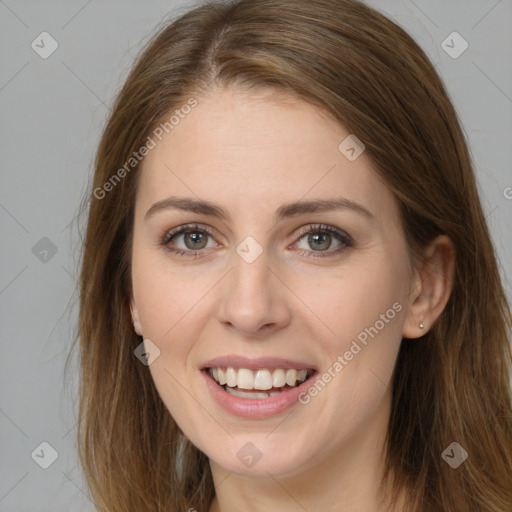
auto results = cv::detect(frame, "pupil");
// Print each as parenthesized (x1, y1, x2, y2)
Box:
(185, 231, 207, 249)
(309, 233, 331, 251)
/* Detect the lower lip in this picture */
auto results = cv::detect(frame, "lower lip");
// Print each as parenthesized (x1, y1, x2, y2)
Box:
(201, 370, 317, 419)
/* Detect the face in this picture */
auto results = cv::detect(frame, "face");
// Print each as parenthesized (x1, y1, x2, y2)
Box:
(130, 85, 415, 478)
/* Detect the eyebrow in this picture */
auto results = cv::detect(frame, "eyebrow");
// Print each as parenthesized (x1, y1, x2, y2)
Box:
(144, 196, 375, 222)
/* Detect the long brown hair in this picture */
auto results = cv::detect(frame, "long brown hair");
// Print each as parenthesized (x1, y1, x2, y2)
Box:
(72, 0, 512, 510)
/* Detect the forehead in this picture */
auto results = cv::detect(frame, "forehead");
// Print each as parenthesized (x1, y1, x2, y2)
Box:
(136, 86, 398, 224)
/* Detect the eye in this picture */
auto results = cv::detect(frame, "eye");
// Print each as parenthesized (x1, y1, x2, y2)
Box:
(292, 224, 353, 258)
(161, 223, 218, 257)
(160, 223, 353, 259)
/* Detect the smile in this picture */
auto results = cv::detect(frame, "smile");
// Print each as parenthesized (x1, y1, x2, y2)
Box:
(201, 357, 318, 419)
(208, 367, 313, 398)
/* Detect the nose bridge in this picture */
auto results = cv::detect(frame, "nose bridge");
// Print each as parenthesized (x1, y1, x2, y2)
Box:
(229, 240, 273, 309)
(218, 236, 291, 335)
(229, 231, 272, 292)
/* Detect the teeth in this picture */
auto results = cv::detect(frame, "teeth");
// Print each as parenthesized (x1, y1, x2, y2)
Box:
(225, 387, 271, 399)
(254, 369, 273, 390)
(272, 369, 286, 387)
(208, 367, 311, 390)
(225, 367, 237, 387)
(286, 369, 297, 386)
(224, 387, 290, 400)
(237, 368, 254, 389)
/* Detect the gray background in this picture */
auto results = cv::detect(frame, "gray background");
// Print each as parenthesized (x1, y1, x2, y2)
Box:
(1, 0, 511, 510)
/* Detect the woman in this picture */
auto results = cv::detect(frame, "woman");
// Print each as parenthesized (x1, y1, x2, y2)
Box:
(75, 0, 512, 510)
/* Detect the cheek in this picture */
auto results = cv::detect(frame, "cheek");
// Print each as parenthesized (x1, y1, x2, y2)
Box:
(131, 247, 212, 342)
(292, 257, 406, 409)
(132, 253, 208, 433)
(297, 259, 406, 353)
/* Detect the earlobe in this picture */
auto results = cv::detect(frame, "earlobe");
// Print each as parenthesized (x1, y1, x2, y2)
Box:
(129, 294, 143, 336)
(133, 318, 143, 336)
(402, 235, 456, 339)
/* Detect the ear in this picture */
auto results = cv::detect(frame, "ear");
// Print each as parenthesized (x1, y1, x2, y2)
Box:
(129, 291, 143, 336)
(402, 234, 456, 339)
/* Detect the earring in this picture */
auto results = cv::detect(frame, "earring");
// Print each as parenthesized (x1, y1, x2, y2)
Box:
(419, 322, 425, 329)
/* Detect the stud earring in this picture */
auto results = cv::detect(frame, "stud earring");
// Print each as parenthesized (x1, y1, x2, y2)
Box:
(419, 322, 424, 329)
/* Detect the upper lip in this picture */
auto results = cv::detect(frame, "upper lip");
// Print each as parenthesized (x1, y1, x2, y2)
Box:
(201, 355, 317, 371)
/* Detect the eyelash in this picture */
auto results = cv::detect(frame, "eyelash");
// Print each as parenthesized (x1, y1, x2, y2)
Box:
(160, 223, 353, 259)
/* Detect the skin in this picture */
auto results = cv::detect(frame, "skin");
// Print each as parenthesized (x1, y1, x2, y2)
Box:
(129, 85, 455, 512)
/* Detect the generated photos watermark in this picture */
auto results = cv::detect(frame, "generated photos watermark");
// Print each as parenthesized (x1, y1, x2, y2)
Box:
(93, 97, 198, 200)
(298, 301, 403, 404)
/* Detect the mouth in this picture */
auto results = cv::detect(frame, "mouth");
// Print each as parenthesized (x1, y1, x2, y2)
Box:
(206, 366, 316, 399)
(200, 356, 319, 418)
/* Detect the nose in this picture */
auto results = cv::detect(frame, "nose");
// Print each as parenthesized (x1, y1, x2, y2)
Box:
(217, 248, 291, 338)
